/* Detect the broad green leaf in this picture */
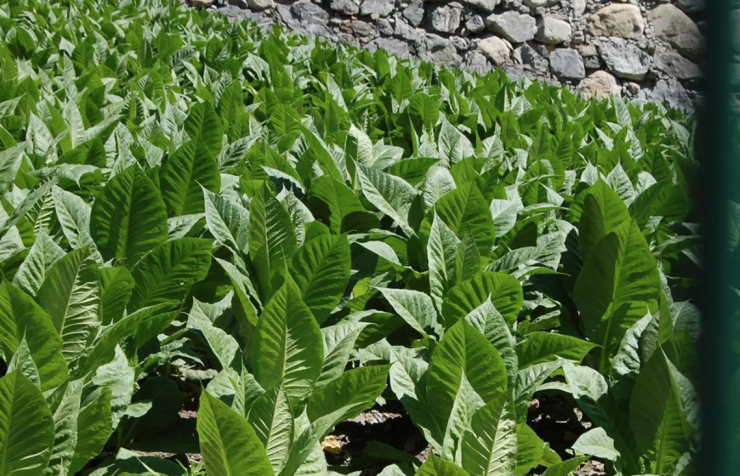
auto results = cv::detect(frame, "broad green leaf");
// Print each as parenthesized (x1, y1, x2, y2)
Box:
(91, 347, 134, 428)
(383, 343, 429, 402)
(607, 163, 636, 206)
(346, 124, 374, 169)
(425, 320, 508, 452)
(6, 337, 39, 388)
(280, 189, 314, 247)
(572, 427, 620, 461)
(307, 176, 367, 234)
(442, 372, 487, 461)
(575, 180, 630, 262)
(68, 388, 113, 474)
(80, 303, 175, 376)
(85, 448, 186, 476)
(307, 364, 391, 425)
(438, 120, 474, 167)
(409, 93, 440, 133)
(389, 69, 413, 102)
(252, 278, 324, 399)
(294, 442, 328, 476)
(188, 315, 241, 371)
(416, 454, 470, 476)
(37, 248, 100, 363)
(247, 385, 293, 474)
(0, 145, 24, 196)
(249, 187, 298, 300)
(277, 408, 350, 476)
(98, 267, 134, 326)
(442, 272, 523, 328)
(461, 395, 517, 476)
(203, 188, 249, 252)
(168, 214, 206, 241)
(515, 423, 544, 476)
(215, 256, 260, 338)
(512, 360, 566, 422)
(198, 390, 275, 476)
(561, 364, 639, 472)
(377, 287, 439, 338)
(610, 313, 653, 401)
(629, 180, 691, 229)
(428, 212, 461, 312)
(52, 186, 94, 251)
(129, 238, 212, 311)
(317, 322, 367, 389)
(423, 166, 457, 211)
(574, 219, 660, 373)
(0, 227, 24, 264)
(13, 230, 65, 296)
(489, 199, 519, 238)
(435, 182, 496, 253)
(463, 298, 518, 384)
(0, 281, 67, 391)
(454, 233, 481, 285)
(0, 372, 55, 475)
(357, 164, 417, 237)
(0, 178, 56, 237)
(629, 349, 697, 474)
(515, 333, 596, 369)
(640, 300, 674, 365)
(357, 240, 404, 267)
(90, 165, 168, 266)
(45, 380, 82, 476)
(289, 234, 351, 324)
(160, 102, 223, 216)
(540, 456, 589, 476)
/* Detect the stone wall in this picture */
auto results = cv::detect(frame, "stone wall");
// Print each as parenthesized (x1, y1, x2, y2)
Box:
(206, 0, 705, 111)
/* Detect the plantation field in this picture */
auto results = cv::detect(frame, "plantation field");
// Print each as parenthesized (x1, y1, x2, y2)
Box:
(0, 0, 701, 475)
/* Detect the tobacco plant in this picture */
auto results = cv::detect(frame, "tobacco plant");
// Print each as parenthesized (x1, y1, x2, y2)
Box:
(0, 0, 700, 474)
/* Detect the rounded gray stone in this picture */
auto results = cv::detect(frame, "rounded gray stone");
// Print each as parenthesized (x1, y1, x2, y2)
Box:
(431, 5, 462, 34)
(579, 70, 621, 99)
(639, 78, 694, 112)
(366, 37, 412, 58)
(478, 35, 512, 65)
(587, 4, 644, 39)
(329, 0, 360, 15)
(394, 19, 422, 42)
(463, 51, 493, 75)
(466, 15, 486, 33)
(649, 4, 704, 60)
(535, 16, 572, 45)
(485, 11, 537, 44)
(246, 0, 273, 10)
(290, 2, 330, 25)
(430, 45, 463, 66)
(514, 44, 549, 72)
(549, 48, 585, 80)
(572, 0, 586, 17)
(522, 0, 558, 8)
(652, 44, 702, 80)
(460, 0, 500, 14)
(402, 2, 424, 26)
(350, 20, 377, 37)
(360, 0, 394, 17)
(599, 37, 650, 81)
(378, 18, 394, 36)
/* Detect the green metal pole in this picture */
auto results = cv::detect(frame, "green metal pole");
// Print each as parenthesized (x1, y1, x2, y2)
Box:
(698, 0, 738, 473)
